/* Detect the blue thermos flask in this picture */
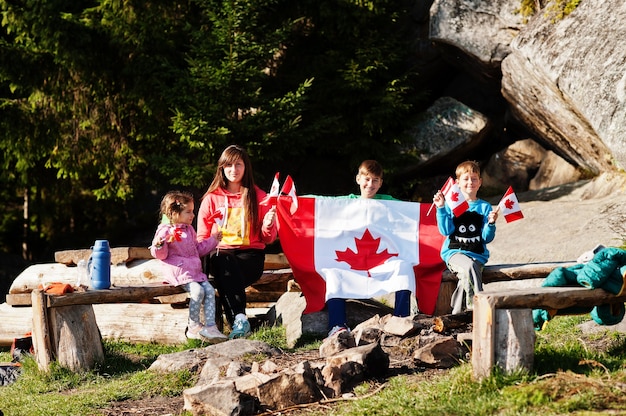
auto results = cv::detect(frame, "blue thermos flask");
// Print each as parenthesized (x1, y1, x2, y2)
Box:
(88, 240, 111, 290)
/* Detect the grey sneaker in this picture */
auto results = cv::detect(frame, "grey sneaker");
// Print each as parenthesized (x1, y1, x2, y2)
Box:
(200, 325, 228, 343)
(327, 325, 349, 339)
(229, 317, 251, 339)
(186, 323, 204, 340)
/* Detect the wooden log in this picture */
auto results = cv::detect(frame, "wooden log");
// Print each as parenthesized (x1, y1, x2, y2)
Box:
(31, 290, 52, 371)
(494, 309, 535, 374)
(93, 304, 189, 345)
(263, 253, 291, 270)
(5, 293, 31, 306)
(481, 286, 626, 310)
(433, 280, 456, 316)
(8, 260, 166, 295)
(46, 285, 186, 308)
(10, 259, 293, 298)
(54, 247, 153, 266)
(442, 261, 576, 283)
(49, 303, 104, 372)
(471, 285, 626, 380)
(435, 262, 577, 316)
(0, 302, 192, 347)
(433, 311, 472, 333)
(245, 290, 286, 303)
(472, 292, 496, 380)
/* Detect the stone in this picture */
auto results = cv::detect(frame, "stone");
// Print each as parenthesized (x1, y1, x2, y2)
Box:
(401, 96, 492, 178)
(414, 335, 464, 369)
(501, 0, 624, 173)
(183, 380, 260, 416)
(430, 0, 524, 69)
(529, 150, 581, 190)
(322, 343, 389, 396)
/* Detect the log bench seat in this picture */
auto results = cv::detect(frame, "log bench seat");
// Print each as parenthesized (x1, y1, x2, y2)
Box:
(435, 261, 576, 315)
(471, 286, 626, 380)
(24, 252, 294, 372)
(31, 284, 187, 372)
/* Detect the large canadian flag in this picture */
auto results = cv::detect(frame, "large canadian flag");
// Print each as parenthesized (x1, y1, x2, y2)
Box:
(276, 196, 446, 315)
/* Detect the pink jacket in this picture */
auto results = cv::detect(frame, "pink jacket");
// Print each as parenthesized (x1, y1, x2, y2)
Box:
(150, 223, 218, 286)
(197, 186, 277, 250)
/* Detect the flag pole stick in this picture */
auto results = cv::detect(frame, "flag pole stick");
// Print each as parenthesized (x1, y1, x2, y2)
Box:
(426, 202, 435, 216)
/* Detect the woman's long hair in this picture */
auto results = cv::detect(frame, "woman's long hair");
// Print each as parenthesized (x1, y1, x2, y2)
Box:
(203, 145, 260, 232)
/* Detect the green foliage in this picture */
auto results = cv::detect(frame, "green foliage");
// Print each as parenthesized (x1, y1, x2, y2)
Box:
(0, 0, 429, 259)
(517, 0, 581, 22)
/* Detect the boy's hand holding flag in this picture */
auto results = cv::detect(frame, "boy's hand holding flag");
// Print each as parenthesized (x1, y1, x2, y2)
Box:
(497, 186, 524, 223)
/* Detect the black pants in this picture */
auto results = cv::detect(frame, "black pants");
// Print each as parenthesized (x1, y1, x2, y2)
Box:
(208, 249, 265, 326)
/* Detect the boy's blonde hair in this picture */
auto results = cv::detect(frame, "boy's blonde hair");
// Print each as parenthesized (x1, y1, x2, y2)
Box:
(357, 160, 384, 178)
(455, 160, 481, 179)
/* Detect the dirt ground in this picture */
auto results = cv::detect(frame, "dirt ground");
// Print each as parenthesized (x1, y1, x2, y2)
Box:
(97, 347, 446, 416)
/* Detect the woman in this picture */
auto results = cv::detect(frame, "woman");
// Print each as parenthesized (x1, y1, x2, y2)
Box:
(197, 145, 277, 338)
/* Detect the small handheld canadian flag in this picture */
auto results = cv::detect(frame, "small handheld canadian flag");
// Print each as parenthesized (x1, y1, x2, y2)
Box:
(260, 172, 280, 206)
(442, 177, 469, 217)
(497, 186, 524, 223)
(280, 175, 298, 214)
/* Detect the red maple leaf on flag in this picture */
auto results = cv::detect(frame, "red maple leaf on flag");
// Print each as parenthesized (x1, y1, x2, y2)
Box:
(451, 191, 460, 202)
(335, 229, 398, 275)
(504, 198, 515, 210)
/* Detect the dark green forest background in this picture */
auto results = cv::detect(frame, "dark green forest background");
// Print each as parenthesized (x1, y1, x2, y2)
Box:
(0, 0, 522, 293)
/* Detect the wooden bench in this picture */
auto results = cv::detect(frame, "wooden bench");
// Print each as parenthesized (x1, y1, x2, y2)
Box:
(28, 252, 293, 372)
(471, 286, 626, 380)
(435, 261, 576, 315)
(31, 284, 186, 372)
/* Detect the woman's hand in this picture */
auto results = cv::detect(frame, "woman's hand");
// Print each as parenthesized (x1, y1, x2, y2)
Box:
(263, 206, 277, 228)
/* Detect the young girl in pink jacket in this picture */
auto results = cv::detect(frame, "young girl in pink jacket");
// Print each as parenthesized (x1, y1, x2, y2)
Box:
(150, 190, 227, 342)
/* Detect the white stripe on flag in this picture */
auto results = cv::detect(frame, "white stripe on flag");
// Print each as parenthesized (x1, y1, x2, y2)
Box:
(313, 197, 420, 300)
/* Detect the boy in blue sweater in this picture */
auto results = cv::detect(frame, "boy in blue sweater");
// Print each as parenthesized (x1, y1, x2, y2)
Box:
(432, 161, 498, 314)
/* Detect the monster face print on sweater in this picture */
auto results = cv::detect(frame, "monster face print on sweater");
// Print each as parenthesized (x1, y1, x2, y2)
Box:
(448, 211, 484, 254)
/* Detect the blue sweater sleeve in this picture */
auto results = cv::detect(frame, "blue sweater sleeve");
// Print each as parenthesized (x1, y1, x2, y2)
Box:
(438, 200, 495, 265)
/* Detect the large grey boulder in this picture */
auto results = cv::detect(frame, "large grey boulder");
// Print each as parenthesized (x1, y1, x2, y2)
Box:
(430, 0, 523, 69)
(501, 0, 626, 173)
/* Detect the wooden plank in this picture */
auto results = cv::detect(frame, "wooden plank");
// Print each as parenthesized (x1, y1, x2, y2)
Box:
(472, 292, 496, 380)
(481, 286, 626, 310)
(93, 304, 189, 344)
(494, 309, 535, 374)
(54, 247, 153, 266)
(50, 304, 104, 372)
(10, 259, 292, 294)
(263, 253, 290, 270)
(6, 293, 31, 306)
(31, 290, 53, 371)
(46, 285, 186, 308)
(442, 261, 576, 283)
(245, 290, 285, 303)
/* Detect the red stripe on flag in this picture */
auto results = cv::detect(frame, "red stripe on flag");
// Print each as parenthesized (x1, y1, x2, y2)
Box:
(276, 196, 326, 313)
(415, 203, 447, 315)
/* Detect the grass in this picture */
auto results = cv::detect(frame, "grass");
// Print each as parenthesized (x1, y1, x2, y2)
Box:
(2, 316, 626, 415)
